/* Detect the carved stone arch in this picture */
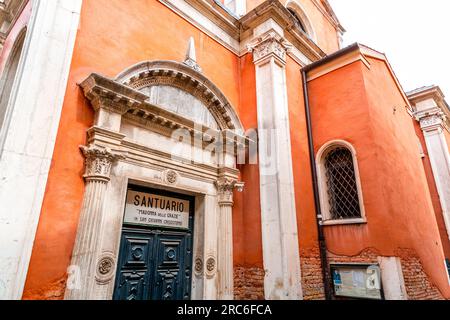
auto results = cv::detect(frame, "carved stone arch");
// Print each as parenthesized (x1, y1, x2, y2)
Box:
(0, 26, 26, 132)
(71, 60, 246, 300)
(115, 60, 244, 131)
(285, 0, 317, 42)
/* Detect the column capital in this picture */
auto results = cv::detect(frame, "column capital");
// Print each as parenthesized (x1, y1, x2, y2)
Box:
(415, 108, 446, 132)
(247, 30, 292, 65)
(215, 177, 244, 206)
(80, 145, 125, 182)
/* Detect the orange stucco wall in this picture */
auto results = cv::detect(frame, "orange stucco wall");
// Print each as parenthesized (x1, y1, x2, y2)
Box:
(0, 1, 30, 75)
(285, 56, 318, 251)
(308, 56, 450, 298)
(22, 0, 262, 299)
(235, 53, 264, 268)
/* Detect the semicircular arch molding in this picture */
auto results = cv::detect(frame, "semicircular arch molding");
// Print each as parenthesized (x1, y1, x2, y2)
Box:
(115, 60, 243, 131)
(285, 0, 317, 42)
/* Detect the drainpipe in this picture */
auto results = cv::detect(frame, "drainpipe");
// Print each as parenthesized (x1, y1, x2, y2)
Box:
(301, 68, 333, 300)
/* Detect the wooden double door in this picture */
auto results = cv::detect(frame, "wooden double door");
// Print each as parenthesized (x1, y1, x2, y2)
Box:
(113, 187, 194, 300)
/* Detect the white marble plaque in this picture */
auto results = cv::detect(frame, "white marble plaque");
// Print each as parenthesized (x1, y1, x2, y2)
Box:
(124, 190, 190, 230)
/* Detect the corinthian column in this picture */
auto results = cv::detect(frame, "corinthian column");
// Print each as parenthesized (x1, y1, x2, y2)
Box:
(65, 145, 123, 300)
(215, 177, 244, 300)
(247, 19, 303, 300)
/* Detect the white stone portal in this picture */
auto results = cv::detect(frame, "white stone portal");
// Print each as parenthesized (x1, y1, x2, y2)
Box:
(65, 64, 246, 300)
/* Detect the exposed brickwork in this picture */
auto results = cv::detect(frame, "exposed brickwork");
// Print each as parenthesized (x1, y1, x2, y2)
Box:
(328, 248, 444, 300)
(300, 247, 325, 300)
(328, 248, 380, 265)
(234, 266, 265, 300)
(395, 249, 444, 300)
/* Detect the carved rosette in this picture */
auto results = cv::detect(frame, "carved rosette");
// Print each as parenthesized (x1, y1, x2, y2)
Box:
(215, 177, 244, 206)
(163, 169, 179, 185)
(247, 31, 292, 65)
(205, 256, 216, 279)
(95, 254, 115, 284)
(80, 145, 125, 183)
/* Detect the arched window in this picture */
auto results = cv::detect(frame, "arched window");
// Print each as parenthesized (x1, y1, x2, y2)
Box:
(317, 141, 366, 225)
(288, 8, 306, 33)
(0, 28, 26, 132)
(285, 1, 317, 42)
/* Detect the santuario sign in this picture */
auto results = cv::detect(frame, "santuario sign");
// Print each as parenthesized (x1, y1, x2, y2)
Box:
(124, 190, 190, 230)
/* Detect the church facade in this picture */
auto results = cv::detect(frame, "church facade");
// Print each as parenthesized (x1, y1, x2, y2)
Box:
(0, 0, 449, 300)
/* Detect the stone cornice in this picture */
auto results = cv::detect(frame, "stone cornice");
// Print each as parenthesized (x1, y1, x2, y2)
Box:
(408, 85, 450, 131)
(80, 72, 251, 150)
(80, 73, 146, 114)
(407, 86, 449, 113)
(240, 0, 325, 61)
(184, 0, 240, 39)
(160, 0, 324, 62)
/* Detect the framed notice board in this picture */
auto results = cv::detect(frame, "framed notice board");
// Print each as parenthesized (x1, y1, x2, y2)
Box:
(331, 264, 384, 300)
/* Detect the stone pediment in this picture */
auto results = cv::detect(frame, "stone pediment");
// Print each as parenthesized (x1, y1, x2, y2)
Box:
(80, 71, 249, 153)
(115, 60, 243, 131)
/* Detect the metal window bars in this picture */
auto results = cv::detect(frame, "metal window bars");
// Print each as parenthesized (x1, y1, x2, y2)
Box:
(324, 147, 361, 220)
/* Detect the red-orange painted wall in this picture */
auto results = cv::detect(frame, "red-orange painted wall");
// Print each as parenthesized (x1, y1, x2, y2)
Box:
(286, 57, 318, 251)
(308, 56, 450, 298)
(235, 53, 264, 268)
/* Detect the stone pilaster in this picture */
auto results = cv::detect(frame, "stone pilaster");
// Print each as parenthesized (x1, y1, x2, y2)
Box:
(247, 19, 303, 300)
(417, 110, 450, 241)
(215, 177, 244, 300)
(65, 145, 124, 300)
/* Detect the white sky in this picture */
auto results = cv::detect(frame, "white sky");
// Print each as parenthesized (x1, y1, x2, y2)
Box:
(328, 0, 450, 97)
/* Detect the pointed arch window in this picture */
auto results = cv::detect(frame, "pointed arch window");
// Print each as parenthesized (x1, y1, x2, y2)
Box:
(317, 141, 366, 225)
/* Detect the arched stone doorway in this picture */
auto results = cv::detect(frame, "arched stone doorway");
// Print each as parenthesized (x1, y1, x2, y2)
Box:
(65, 60, 247, 300)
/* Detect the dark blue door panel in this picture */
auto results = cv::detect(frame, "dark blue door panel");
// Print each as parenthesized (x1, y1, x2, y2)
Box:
(113, 188, 194, 300)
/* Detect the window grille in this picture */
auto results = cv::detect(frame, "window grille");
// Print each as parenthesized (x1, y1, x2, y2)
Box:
(324, 147, 361, 220)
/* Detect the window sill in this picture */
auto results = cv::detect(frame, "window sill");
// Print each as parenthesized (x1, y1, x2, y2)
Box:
(321, 218, 367, 226)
